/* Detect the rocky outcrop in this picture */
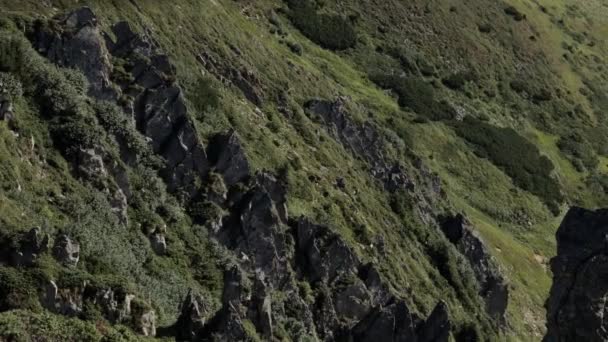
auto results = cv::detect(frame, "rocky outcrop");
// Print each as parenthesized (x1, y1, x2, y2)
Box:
(305, 98, 414, 193)
(304, 98, 443, 226)
(105, 21, 211, 196)
(31, 7, 117, 100)
(31, 8, 211, 198)
(174, 290, 208, 341)
(440, 214, 508, 324)
(208, 130, 251, 187)
(52, 234, 80, 267)
(545, 207, 608, 342)
(42, 279, 156, 336)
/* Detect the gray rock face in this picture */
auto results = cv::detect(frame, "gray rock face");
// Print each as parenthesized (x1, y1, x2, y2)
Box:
(545, 207, 608, 342)
(32, 9, 211, 198)
(52, 234, 80, 267)
(174, 290, 207, 341)
(208, 130, 251, 187)
(296, 218, 360, 283)
(440, 214, 508, 324)
(105, 21, 210, 196)
(31, 7, 117, 100)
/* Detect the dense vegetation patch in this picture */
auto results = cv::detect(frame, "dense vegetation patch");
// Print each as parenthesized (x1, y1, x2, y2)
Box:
(453, 117, 562, 213)
(285, 0, 357, 50)
(370, 74, 455, 120)
(557, 132, 599, 172)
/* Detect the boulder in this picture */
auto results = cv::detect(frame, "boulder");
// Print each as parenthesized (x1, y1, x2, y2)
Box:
(76, 148, 107, 180)
(545, 207, 608, 341)
(135, 309, 157, 337)
(149, 233, 167, 255)
(52, 234, 80, 267)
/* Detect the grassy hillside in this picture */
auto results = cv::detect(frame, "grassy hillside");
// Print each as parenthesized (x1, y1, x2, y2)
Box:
(0, 0, 606, 341)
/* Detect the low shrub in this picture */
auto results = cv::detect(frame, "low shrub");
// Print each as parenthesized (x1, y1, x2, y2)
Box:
(442, 71, 476, 90)
(286, 0, 356, 50)
(557, 132, 599, 172)
(190, 76, 220, 115)
(453, 117, 563, 212)
(370, 74, 455, 120)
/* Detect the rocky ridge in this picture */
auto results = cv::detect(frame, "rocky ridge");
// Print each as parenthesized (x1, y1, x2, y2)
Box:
(20, 7, 462, 341)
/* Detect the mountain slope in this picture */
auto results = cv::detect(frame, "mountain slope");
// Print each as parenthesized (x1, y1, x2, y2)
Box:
(0, 0, 606, 341)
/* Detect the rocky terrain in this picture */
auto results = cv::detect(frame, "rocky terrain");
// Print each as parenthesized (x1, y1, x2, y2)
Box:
(0, 0, 606, 341)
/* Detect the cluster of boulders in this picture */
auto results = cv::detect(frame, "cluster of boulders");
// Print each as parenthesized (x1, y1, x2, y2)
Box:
(41, 278, 156, 336)
(0, 225, 155, 336)
(5, 227, 79, 268)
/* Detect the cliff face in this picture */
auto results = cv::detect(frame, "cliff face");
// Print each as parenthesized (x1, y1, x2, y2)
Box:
(545, 208, 608, 342)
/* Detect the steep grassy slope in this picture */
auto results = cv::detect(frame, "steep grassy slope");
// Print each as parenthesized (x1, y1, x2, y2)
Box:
(0, 0, 606, 341)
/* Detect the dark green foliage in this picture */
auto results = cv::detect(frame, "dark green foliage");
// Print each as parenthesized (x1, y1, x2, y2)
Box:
(0, 35, 27, 73)
(557, 132, 598, 172)
(453, 117, 563, 211)
(370, 74, 455, 120)
(188, 200, 223, 224)
(0, 267, 40, 311)
(190, 77, 220, 115)
(50, 115, 105, 155)
(286, 0, 357, 50)
(442, 71, 476, 90)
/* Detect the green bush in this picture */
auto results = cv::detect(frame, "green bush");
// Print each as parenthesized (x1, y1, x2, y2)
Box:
(0, 34, 28, 73)
(370, 74, 455, 120)
(190, 76, 220, 115)
(453, 117, 563, 212)
(557, 132, 599, 172)
(442, 71, 476, 90)
(286, 0, 356, 50)
(0, 267, 41, 311)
